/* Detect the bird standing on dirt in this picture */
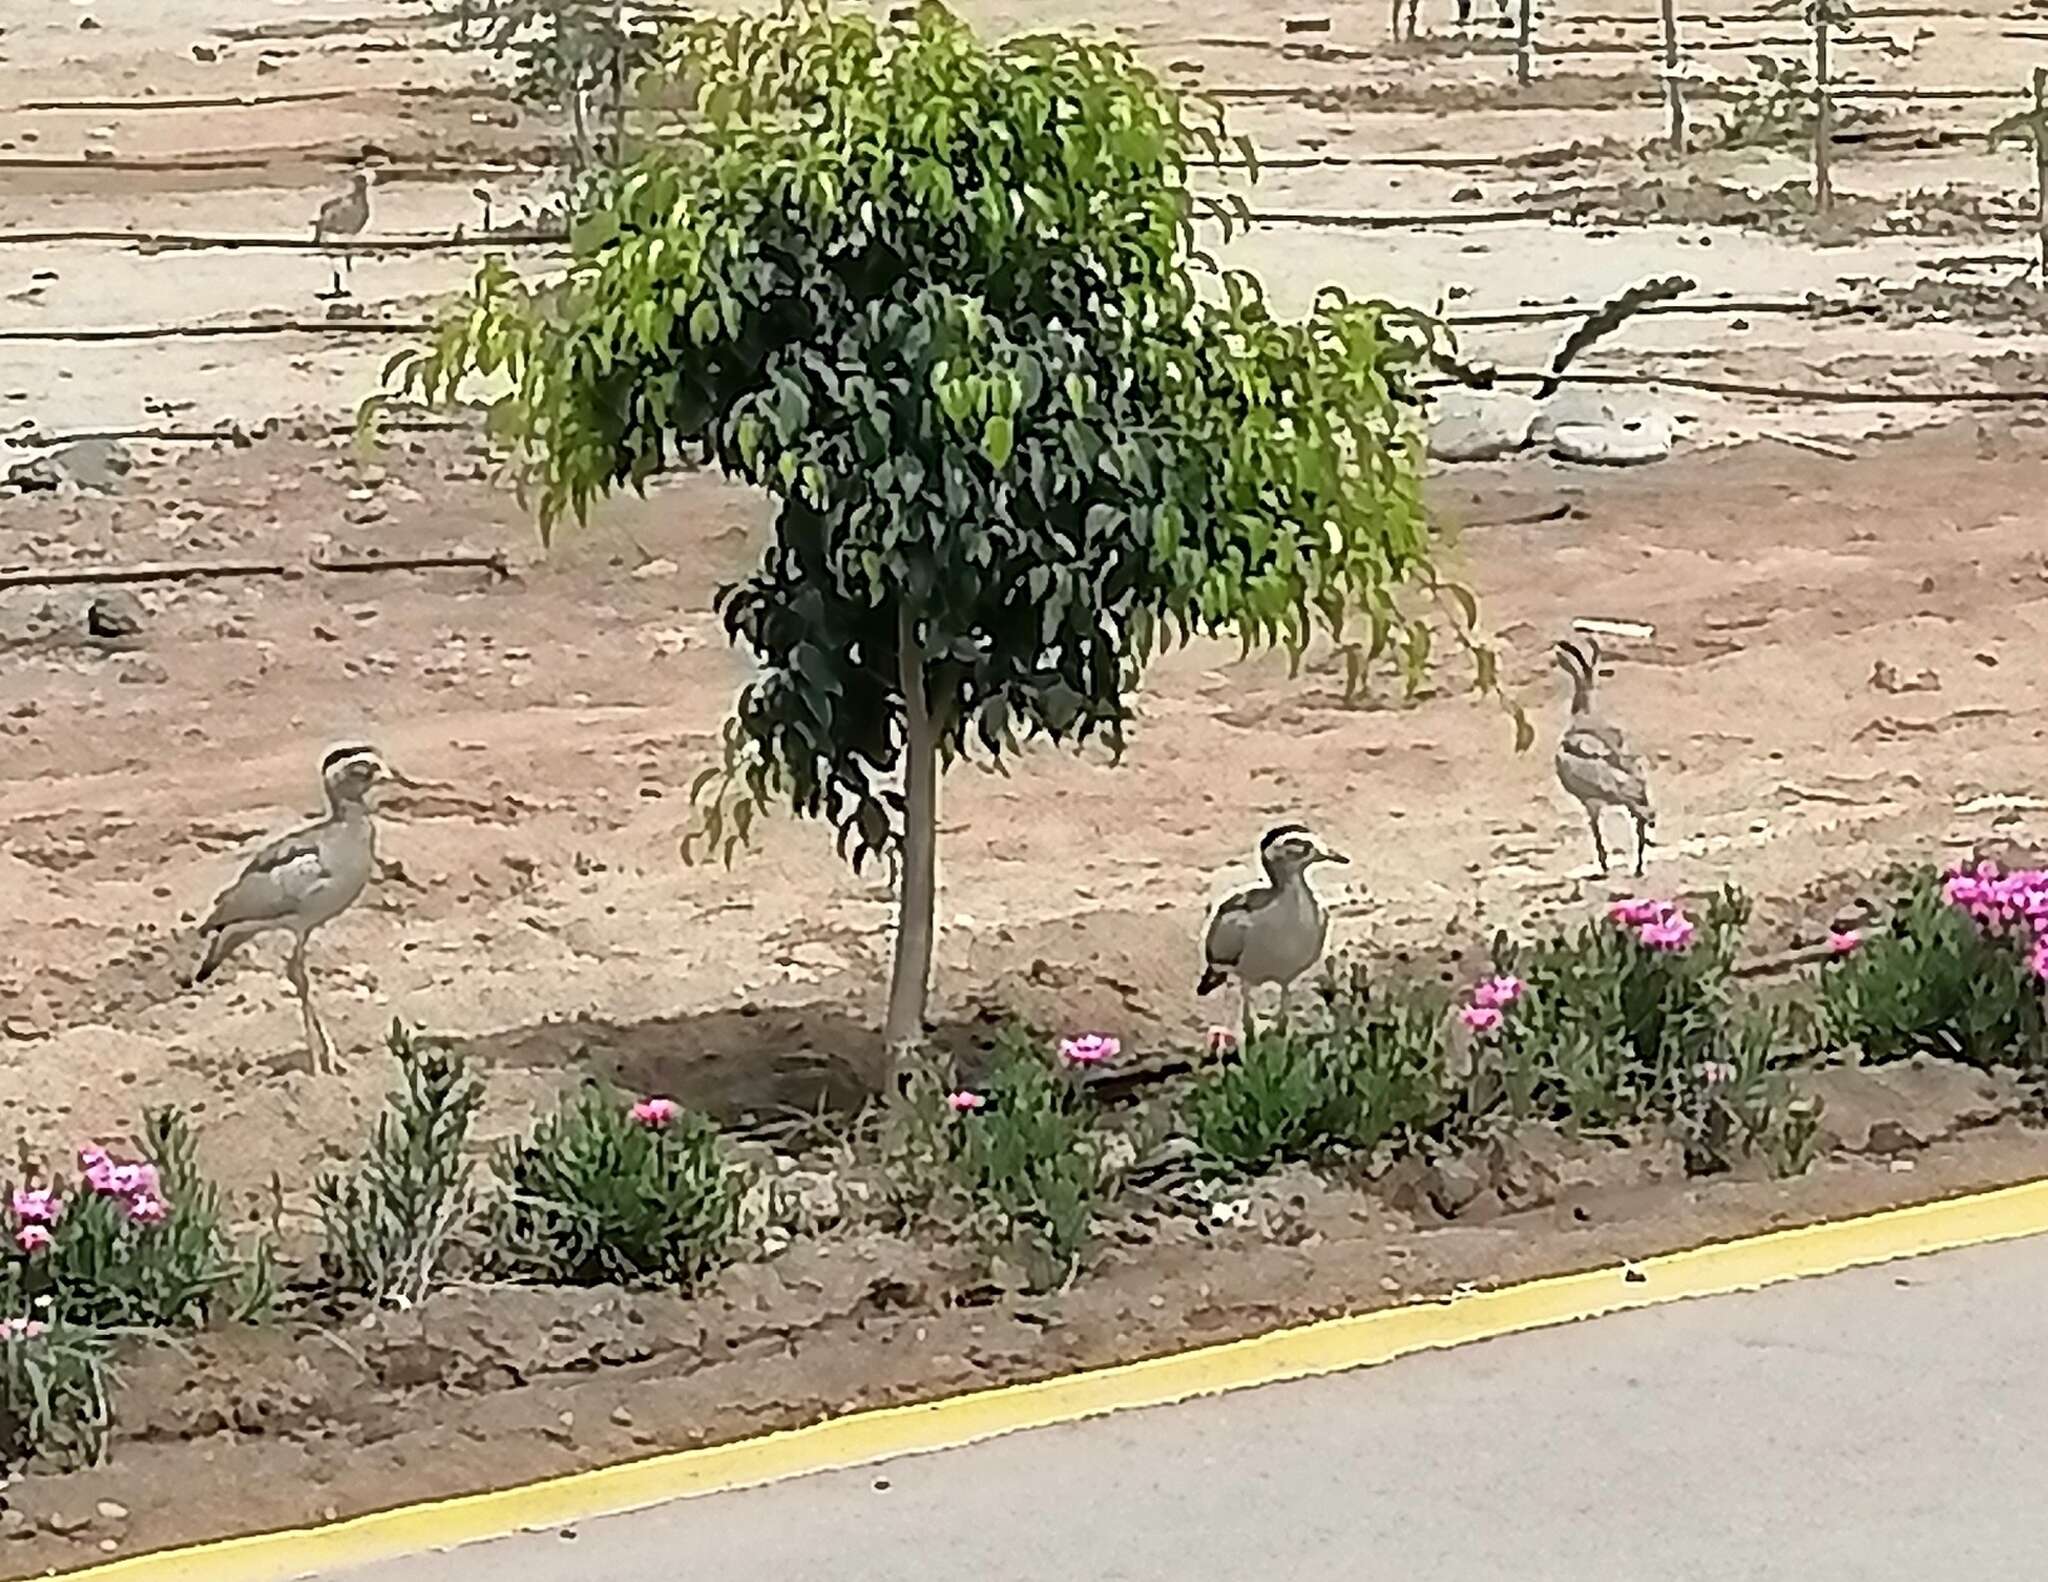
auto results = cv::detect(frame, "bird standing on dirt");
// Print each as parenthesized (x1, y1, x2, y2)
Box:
(1553, 636, 1654, 876)
(312, 171, 372, 298)
(191, 744, 410, 1072)
(1197, 825, 1349, 1034)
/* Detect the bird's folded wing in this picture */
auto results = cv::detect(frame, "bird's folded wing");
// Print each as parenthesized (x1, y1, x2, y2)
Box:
(1560, 721, 1650, 808)
(1203, 885, 1271, 968)
(204, 829, 333, 928)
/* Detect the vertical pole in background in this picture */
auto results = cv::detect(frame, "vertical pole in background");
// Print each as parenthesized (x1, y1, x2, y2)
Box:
(1812, 0, 1834, 215)
(611, 0, 629, 165)
(1660, 0, 1685, 151)
(2034, 67, 2048, 282)
(1516, 0, 1534, 84)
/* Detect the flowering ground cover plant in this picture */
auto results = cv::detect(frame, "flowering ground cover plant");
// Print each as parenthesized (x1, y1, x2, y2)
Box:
(1816, 864, 2048, 1068)
(2, 1109, 253, 1332)
(490, 1084, 745, 1289)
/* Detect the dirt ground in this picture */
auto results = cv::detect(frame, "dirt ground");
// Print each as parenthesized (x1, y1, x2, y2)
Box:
(6, 0, 2048, 1570)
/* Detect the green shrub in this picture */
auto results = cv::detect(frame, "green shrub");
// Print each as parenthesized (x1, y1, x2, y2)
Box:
(489, 1088, 745, 1289)
(1478, 889, 1818, 1174)
(1, 1109, 253, 1330)
(944, 1028, 1110, 1288)
(315, 1022, 484, 1307)
(1188, 981, 1448, 1174)
(1815, 867, 2048, 1068)
(1486, 889, 1752, 1130)
(0, 1319, 113, 1474)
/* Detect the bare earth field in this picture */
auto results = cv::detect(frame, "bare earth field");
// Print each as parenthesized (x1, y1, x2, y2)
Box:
(4, 0, 2048, 1570)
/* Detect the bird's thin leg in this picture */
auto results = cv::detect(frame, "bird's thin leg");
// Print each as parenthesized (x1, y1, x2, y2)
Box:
(1632, 813, 1650, 878)
(1239, 982, 1255, 1046)
(285, 939, 334, 1074)
(1587, 807, 1610, 876)
(1277, 982, 1294, 1034)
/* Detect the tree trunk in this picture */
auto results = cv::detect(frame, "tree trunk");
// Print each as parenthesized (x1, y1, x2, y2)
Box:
(884, 605, 939, 1080)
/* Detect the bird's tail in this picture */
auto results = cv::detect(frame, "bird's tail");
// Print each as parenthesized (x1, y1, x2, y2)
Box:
(1196, 966, 1228, 996)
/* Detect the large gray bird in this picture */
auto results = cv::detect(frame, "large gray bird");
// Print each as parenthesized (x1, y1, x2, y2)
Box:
(1197, 824, 1349, 1033)
(1554, 636, 1654, 876)
(312, 171, 372, 298)
(192, 744, 410, 1072)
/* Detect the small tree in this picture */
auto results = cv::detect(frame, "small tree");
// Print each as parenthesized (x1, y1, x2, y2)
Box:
(381, 0, 1486, 1072)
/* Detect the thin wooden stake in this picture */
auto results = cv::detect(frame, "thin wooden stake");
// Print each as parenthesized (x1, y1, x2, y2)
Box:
(2034, 67, 2048, 283)
(1812, 1, 1834, 215)
(1516, 0, 1536, 84)
(1660, 0, 1686, 150)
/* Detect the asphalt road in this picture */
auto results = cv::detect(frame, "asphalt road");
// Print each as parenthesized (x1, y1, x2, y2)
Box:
(330, 1236, 2048, 1581)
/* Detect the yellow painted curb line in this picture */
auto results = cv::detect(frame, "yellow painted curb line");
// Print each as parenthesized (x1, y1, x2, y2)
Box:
(48, 1174, 2048, 1582)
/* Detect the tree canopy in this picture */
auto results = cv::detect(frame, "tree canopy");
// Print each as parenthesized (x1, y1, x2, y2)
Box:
(380, 0, 1489, 1050)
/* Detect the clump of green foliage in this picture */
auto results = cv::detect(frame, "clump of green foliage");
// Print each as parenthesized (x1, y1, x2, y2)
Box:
(315, 1022, 485, 1308)
(942, 1029, 1116, 1289)
(1, 1109, 261, 1330)
(1475, 890, 1817, 1174)
(489, 1086, 745, 1289)
(1703, 54, 1873, 150)
(0, 1320, 113, 1474)
(1816, 866, 2048, 1069)
(1188, 975, 1449, 1174)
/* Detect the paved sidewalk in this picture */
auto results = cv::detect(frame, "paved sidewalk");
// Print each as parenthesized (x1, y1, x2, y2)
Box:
(331, 1236, 2048, 1581)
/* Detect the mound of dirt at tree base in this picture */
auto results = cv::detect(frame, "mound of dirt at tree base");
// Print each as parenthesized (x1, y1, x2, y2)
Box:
(0, 1065, 2038, 1578)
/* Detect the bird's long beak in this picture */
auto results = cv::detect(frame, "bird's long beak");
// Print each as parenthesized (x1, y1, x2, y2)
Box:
(382, 768, 448, 792)
(1318, 845, 1350, 866)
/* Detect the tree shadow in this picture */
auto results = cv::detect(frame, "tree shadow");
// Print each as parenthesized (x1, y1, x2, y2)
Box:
(451, 1000, 1017, 1126)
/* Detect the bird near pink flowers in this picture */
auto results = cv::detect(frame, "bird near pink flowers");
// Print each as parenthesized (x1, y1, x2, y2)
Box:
(14, 1225, 53, 1255)
(944, 1091, 986, 1113)
(10, 1189, 59, 1226)
(628, 1097, 681, 1130)
(1059, 1033, 1119, 1066)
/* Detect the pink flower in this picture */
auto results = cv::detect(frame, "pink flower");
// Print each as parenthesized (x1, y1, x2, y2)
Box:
(1638, 912, 1697, 952)
(1058, 1034, 1119, 1066)
(105, 1163, 160, 1202)
(628, 1097, 680, 1130)
(1827, 929, 1861, 956)
(1471, 975, 1525, 1009)
(1459, 1004, 1504, 1033)
(0, 1318, 44, 1342)
(10, 1189, 59, 1226)
(14, 1225, 52, 1255)
(1608, 898, 1670, 927)
(79, 1146, 116, 1194)
(1698, 1060, 1738, 1086)
(944, 1091, 986, 1113)
(1205, 1026, 1240, 1057)
(125, 1194, 169, 1226)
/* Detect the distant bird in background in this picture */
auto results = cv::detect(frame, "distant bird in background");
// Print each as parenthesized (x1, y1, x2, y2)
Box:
(1198, 824, 1349, 1034)
(1553, 636, 1654, 876)
(192, 744, 415, 1072)
(313, 171, 372, 298)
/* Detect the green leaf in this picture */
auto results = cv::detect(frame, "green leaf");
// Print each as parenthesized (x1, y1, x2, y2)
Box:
(982, 413, 1015, 468)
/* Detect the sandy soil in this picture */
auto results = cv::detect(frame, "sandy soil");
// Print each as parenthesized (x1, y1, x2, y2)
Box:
(5, 0, 2048, 1568)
